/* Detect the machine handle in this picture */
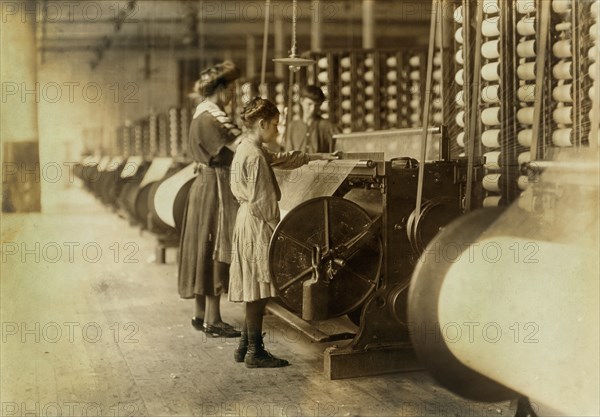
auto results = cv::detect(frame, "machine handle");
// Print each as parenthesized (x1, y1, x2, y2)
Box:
(390, 157, 419, 169)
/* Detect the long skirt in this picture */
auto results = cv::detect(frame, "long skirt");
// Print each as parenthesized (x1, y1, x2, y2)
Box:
(178, 166, 237, 298)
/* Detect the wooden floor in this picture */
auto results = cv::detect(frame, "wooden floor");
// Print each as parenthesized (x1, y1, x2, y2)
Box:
(1, 185, 513, 417)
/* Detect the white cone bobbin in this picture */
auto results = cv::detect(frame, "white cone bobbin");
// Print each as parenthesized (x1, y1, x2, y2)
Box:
(457, 132, 465, 147)
(552, 128, 573, 147)
(482, 40, 500, 59)
(482, 18, 500, 37)
(455, 69, 464, 86)
(456, 90, 465, 107)
(518, 84, 536, 102)
(454, 5, 463, 24)
(553, 84, 573, 102)
(484, 151, 501, 170)
(518, 129, 533, 147)
(455, 49, 464, 65)
(456, 110, 465, 128)
(516, 0, 535, 14)
(482, 62, 500, 81)
(553, 106, 573, 124)
(483, 196, 501, 207)
(318, 57, 328, 69)
(553, 61, 572, 80)
(482, 129, 501, 148)
(517, 62, 536, 80)
(482, 85, 500, 103)
(518, 151, 531, 165)
(552, 0, 571, 14)
(517, 17, 536, 36)
(517, 107, 535, 124)
(553, 40, 572, 58)
(517, 40, 536, 58)
(518, 175, 529, 190)
(481, 107, 501, 126)
(483, 174, 501, 192)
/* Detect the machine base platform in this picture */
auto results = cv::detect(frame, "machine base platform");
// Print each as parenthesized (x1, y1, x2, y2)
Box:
(324, 342, 422, 380)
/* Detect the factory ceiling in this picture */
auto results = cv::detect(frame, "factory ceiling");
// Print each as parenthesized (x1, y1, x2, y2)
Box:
(36, 0, 432, 66)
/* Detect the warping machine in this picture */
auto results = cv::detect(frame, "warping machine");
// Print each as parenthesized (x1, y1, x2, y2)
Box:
(406, 0, 599, 416)
(266, 125, 479, 380)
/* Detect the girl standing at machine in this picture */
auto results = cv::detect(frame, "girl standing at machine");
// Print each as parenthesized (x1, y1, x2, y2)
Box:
(229, 97, 336, 368)
(178, 61, 241, 338)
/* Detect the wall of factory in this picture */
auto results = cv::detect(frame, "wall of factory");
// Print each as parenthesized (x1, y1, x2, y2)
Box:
(35, 47, 193, 208)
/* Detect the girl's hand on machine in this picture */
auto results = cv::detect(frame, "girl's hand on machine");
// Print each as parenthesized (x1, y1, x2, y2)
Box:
(308, 151, 341, 161)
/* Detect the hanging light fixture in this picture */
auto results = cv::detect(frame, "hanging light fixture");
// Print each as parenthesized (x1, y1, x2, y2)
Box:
(272, 0, 315, 71)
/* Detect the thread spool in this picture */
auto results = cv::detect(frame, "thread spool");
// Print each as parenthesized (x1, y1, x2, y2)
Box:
(552, 0, 571, 13)
(516, 84, 536, 102)
(553, 40, 572, 59)
(364, 113, 375, 125)
(481, 40, 500, 59)
(433, 69, 442, 81)
(320, 101, 329, 113)
(482, 0, 499, 15)
(555, 22, 571, 32)
(484, 151, 501, 169)
(364, 57, 374, 68)
(275, 93, 285, 104)
(275, 83, 285, 93)
(455, 90, 465, 107)
(552, 84, 572, 102)
(552, 128, 572, 147)
(387, 99, 397, 110)
(318, 57, 328, 69)
(387, 85, 397, 95)
(552, 61, 572, 80)
(318, 71, 329, 83)
(455, 69, 464, 86)
(516, 0, 535, 14)
(341, 85, 351, 96)
(433, 112, 443, 124)
(433, 53, 442, 66)
(483, 196, 501, 207)
(482, 129, 501, 148)
(517, 40, 536, 58)
(455, 49, 464, 65)
(482, 84, 500, 103)
(590, 62, 597, 80)
(483, 174, 501, 192)
(589, 46, 598, 62)
(456, 110, 465, 128)
(553, 106, 573, 124)
(517, 17, 536, 36)
(409, 55, 421, 67)
(433, 84, 442, 95)
(481, 107, 501, 126)
(365, 100, 374, 110)
(457, 132, 465, 148)
(341, 100, 352, 110)
(455, 27, 464, 44)
(482, 18, 500, 37)
(517, 107, 535, 124)
(387, 113, 398, 124)
(518, 129, 533, 147)
(518, 175, 529, 191)
(410, 99, 421, 109)
(365, 85, 374, 96)
(518, 151, 531, 165)
(482, 62, 500, 81)
(410, 113, 421, 124)
(341, 71, 351, 82)
(341, 113, 352, 125)
(454, 5, 463, 24)
(591, 24, 599, 41)
(517, 62, 536, 80)
(386, 56, 397, 67)
(410, 70, 420, 81)
(387, 71, 398, 82)
(340, 57, 351, 68)
(364, 71, 374, 82)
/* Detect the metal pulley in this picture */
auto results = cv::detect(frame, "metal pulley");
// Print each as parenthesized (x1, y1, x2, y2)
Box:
(269, 196, 383, 320)
(406, 198, 462, 255)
